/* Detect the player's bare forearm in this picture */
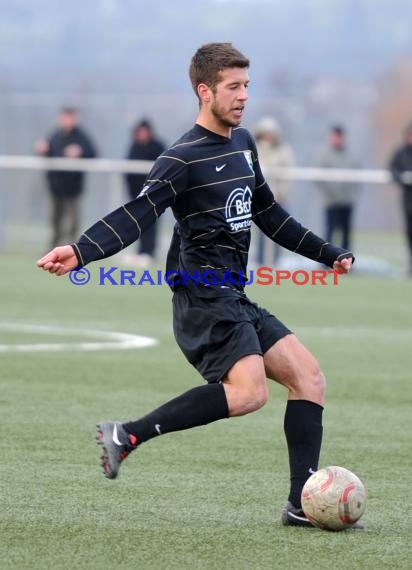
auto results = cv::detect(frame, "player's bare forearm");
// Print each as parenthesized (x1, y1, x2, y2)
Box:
(37, 245, 79, 276)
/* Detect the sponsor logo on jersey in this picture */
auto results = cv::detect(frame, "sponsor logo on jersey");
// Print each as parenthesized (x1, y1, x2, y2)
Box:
(225, 186, 252, 232)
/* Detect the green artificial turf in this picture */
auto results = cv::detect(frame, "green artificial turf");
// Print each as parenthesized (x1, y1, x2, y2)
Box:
(0, 252, 410, 569)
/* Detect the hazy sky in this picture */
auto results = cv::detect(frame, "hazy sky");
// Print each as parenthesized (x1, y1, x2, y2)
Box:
(2, 0, 412, 83)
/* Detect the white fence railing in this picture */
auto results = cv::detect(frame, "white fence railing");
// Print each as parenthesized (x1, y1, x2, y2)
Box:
(0, 155, 153, 174)
(0, 154, 392, 183)
(0, 155, 397, 254)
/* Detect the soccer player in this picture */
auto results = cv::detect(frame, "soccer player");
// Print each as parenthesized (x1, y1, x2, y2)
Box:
(37, 43, 354, 527)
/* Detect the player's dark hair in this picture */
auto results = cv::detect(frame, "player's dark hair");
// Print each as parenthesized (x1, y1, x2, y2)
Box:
(189, 43, 249, 98)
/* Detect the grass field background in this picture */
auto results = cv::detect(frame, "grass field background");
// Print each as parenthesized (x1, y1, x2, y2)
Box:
(1, 236, 411, 569)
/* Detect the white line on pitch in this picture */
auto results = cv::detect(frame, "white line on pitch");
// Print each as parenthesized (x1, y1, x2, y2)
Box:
(0, 322, 157, 353)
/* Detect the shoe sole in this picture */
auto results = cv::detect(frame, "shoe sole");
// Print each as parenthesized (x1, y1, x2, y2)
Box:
(281, 501, 314, 528)
(282, 512, 315, 528)
(281, 502, 365, 530)
(96, 422, 119, 480)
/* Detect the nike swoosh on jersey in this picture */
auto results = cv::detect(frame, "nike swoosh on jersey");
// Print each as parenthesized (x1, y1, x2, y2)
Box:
(215, 164, 226, 172)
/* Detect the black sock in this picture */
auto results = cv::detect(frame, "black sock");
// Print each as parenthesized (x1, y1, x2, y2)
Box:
(284, 399, 323, 509)
(122, 383, 229, 444)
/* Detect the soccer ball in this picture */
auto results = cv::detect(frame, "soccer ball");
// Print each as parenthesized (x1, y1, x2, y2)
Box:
(301, 466, 367, 531)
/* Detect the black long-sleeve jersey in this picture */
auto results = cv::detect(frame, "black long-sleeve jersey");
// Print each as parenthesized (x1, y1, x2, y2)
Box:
(73, 124, 352, 296)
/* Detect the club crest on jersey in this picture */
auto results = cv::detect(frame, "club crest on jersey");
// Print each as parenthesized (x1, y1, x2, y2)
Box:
(225, 186, 252, 232)
(243, 150, 254, 173)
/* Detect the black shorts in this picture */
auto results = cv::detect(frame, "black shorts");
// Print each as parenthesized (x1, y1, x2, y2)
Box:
(172, 290, 292, 383)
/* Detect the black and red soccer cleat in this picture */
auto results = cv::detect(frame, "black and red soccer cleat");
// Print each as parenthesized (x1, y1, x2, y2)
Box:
(281, 501, 314, 527)
(281, 501, 365, 530)
(96, 421, 138, 479)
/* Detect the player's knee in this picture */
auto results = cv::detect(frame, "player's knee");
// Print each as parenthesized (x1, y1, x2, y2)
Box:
(297, 363, 326, 405)
(310, 367, 326, 400)
(244, 382, 269, 413)
(288, 361, 325, 403)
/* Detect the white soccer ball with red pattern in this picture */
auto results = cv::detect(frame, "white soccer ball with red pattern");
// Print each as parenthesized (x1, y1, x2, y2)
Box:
(301, 466, 367, 531)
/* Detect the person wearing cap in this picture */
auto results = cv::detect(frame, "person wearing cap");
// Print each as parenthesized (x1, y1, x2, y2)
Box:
(254, 117, 295, 265)
(315, 125, 361, 252)
(124, 119, 166, 266)
(389, 122, 412, 275)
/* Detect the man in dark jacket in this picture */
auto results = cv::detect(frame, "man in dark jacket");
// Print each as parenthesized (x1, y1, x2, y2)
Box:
(124, 119, 165, 265)
(35, 107, 97, 247)
(389, 122, 412, 275)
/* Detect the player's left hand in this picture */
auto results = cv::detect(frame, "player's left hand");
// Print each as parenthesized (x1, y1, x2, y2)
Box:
(332, 257, 353, 274)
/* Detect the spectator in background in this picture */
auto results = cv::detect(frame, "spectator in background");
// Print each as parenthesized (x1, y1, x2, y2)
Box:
(254, 117, 295, 265)
(35, 107, 97, 248)
(315, 125, 360, 251)
(124, 119, 165, 267)
(389, 122, 412, 275)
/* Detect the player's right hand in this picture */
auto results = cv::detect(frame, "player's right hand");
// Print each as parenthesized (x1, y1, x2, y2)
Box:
(37, 245, 79, 276)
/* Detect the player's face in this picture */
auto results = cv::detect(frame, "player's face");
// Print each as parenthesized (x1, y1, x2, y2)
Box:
(209, 68, 249, 128)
